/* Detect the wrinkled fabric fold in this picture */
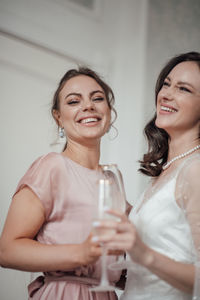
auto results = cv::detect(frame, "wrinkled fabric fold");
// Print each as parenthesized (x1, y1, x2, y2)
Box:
(28, 275, 118, 300)
(28, 276, 45, 298)
(28, 275, 101, 298)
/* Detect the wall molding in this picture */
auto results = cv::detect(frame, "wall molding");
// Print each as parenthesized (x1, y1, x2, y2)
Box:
(0, 28, 87, 66)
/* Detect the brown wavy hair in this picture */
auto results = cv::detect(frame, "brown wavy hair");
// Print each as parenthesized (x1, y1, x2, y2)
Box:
(139, 51, 200, 177)
(51, 67, 117, 151)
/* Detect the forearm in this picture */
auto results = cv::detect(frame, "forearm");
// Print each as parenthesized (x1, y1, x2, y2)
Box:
(0, 238, 84, 272)
(136, 247, 195, 294)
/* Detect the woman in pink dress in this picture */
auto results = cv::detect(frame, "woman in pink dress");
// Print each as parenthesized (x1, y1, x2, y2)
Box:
(0, 67, 122, 299)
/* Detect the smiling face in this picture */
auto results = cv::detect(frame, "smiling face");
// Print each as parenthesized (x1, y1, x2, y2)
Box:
(155, 61, 200, 139)
(53, 75, 111, 145)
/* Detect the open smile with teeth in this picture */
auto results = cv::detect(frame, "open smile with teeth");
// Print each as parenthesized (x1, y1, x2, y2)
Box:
(79, 117, 100, 124)
(161, 105, 177, 113)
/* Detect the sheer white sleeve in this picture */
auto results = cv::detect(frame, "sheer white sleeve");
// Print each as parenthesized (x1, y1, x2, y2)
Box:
(176, 155, 200, 299)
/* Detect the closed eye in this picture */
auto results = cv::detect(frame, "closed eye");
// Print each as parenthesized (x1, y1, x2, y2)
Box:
(163, 81, 170, 87)
(179, 86, 191, 93)
(67, 99, 80, 105)
(92, 97, 105, 102)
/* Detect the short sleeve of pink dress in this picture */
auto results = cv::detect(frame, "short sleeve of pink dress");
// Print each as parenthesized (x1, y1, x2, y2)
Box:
(14, 152, 121, 300)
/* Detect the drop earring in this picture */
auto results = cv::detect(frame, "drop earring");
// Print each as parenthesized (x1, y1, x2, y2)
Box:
(59, 127, 65, 138)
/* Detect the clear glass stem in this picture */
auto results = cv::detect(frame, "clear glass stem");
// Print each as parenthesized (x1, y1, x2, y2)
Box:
(100, 246, 109, 286)
(89, 244, 115, 291)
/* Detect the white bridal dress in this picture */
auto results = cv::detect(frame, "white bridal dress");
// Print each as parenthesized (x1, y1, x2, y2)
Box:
(121, 153, 200, 300)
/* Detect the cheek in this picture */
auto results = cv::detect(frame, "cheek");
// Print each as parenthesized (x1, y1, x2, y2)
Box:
(60, 106, 77, 120)
(196, 102, 200, 118)
(102, 103, 111, 120)
(181, 101, 200, 124)
(157, 91, 163, 103)
(106, 110, 111, 124)
(155, 98, 160, 113)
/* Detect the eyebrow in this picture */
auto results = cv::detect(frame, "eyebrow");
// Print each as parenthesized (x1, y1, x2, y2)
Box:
(177, 81, 195, 89)
(90, 90, 105, 97)
(165, 77, 195, 89)
(65, 92, 80, 99)
(65, 90, 105, 99)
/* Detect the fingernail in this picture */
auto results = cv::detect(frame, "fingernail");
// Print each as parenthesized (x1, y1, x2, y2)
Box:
(93, 221, 100, 227)
(103, 206, 110, 211)
(91, 236, 99, 242)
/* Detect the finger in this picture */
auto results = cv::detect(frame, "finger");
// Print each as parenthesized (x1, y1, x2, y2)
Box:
(107, 249, 125, 256)
(104, 209, 128, 222)
(92, 219, 119, 230)
(116, 222, 135, 233)
(90, 237, 103, 248)
(103, 241, 132, 251)
(92, 247, 102, 256)
(92, 220, 134, 235)
(93, 230, 135, 246)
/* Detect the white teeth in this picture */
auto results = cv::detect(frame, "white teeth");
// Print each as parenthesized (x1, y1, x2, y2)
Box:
(161, 106, 177, 113)
(80, 118, 98, 124)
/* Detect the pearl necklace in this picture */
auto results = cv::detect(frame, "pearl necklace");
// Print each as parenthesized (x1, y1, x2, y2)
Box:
(162, 145, 200, 170)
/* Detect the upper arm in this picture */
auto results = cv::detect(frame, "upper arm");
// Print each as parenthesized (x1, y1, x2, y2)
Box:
(1, 153, 64, 245)
(1, 187, 45, 244)
(176, 158, 200, 251)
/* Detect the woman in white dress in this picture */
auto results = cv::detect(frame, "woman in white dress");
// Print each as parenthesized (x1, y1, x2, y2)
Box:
(93, 52, 200, 300)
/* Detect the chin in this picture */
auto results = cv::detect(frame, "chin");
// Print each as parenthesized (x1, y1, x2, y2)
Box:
(155, 118, 162, 129)
(155, 118, 168, 130)
(82, 133, 104, 141)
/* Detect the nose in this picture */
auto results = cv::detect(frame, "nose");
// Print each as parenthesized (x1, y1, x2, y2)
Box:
(162, 86, 174, 101)
(81, 99, 95, 111)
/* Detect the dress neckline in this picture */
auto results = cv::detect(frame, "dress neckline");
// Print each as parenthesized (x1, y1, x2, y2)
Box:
(135, 153, 200, 214)
(59, 152, 102, 175)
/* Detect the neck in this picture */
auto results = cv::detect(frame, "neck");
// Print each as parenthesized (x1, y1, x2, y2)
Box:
(167, 132, 199, 161)
(63, 140, 101, 170)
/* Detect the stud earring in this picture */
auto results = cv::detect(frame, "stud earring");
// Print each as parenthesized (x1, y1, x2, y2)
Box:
(59, 127, 65, 138)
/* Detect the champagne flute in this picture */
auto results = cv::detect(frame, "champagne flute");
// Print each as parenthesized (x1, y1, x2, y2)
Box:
(101, 164, 126, 214)
(101, 165, 135, 272)
(90, 164, 127, 292)
(90, 178, 117, 292)
(101, 164, 129, 271)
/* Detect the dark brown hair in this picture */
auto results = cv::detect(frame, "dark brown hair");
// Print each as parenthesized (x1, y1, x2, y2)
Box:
(51, 66, 117, 150)
(139, 51, 200, 177)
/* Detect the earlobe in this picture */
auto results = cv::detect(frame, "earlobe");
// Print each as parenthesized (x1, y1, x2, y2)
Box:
(53, 109, 62, 126)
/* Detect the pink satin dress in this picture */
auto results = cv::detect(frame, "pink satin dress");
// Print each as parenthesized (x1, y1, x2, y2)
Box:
(15, 152, 121, 300)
